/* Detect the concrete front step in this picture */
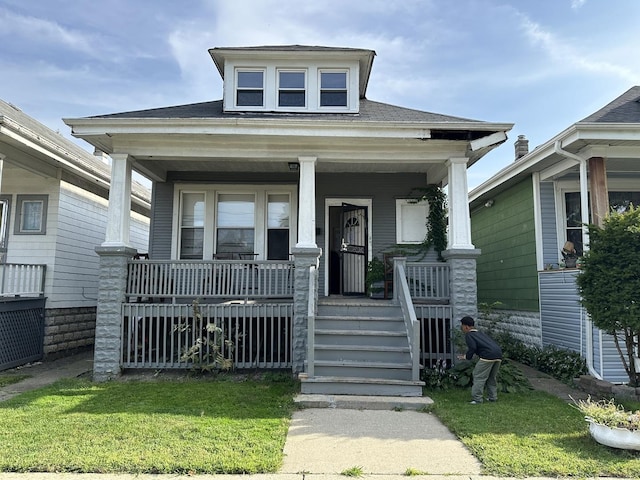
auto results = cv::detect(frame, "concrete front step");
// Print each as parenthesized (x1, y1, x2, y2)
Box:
(313, 360, 414, 380)
(315, 315, 405, 331)
(294, 393, 433, 410)
(300, 375, 425, 397)
(314, 344, 410, 362)
(315, 329, 407, 347)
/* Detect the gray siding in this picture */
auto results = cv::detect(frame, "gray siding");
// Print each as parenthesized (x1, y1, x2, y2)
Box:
(539, 181, 559, 267)
(539, 269, 628, 383)
(151, 173, 438, 289)
(315, 173, 438, 294)
(149, 182, 174, 259)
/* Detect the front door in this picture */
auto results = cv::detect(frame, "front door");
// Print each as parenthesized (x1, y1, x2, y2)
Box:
(340, 203, 368, 295)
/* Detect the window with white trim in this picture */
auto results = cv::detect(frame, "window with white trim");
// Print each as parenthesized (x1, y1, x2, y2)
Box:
(236, 70, 264, 107)
(267, 193, 290, 259)
(396, 199, 428, 244)
(174, 185, 296, 260)
(278, 70, 306, 107)
(216, 193, 256, 256)
(179, 192, 205, 259)
(563, 190, 640, 256)
(319, 70, 347, 107)
(15, 195, 47, 235)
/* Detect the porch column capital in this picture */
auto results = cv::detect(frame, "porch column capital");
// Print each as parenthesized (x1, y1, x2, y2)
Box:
(446, 156, 474, 250)
(296, 156, 317, 248)
(103, 153, 132, 248)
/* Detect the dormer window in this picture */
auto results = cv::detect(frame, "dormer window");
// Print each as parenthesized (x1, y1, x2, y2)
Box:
(320, 70, 347, 107)
(236, 70, 264, 107)
(278, 70, 306, 107)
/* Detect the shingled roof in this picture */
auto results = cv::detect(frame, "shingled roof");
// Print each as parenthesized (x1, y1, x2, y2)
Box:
(89, 98, 480, 124)
(580, 86, 640, 123)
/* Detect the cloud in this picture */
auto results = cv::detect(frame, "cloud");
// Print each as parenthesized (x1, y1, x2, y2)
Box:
(518, 14, 638, 83)
(0, 7, 95, 55)
(571, 0, 587, 9)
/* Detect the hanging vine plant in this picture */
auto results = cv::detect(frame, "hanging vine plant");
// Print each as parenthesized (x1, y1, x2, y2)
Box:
(413, 184, 448, 260)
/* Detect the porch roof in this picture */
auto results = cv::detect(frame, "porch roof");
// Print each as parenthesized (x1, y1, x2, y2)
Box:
(64, 99, 513, 184)
(470, 86, 640, 207)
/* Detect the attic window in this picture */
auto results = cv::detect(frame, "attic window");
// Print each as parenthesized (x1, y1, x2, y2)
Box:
(320, 70, 347, 107)
(278, 70, 306, 107)
(236, 70, 264, 107)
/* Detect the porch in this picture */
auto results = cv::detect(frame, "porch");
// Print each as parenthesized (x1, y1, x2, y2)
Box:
(122, 258, 455, 374)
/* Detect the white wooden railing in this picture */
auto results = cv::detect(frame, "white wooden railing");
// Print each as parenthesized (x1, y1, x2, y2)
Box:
(394, 260, 422, 382)
(405, 262, 450, 302)
(0, 263, 46, 297)
(127, 259, 294, 302)
(122, 302, 293, 369)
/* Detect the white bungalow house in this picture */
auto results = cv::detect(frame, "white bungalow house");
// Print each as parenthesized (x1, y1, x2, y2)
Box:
(469, 86, 640, 383)
(65, 45, 512, 395)
(0, 99, 150, 371)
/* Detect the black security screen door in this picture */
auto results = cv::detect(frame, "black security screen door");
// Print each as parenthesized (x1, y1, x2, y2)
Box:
(340, 203, 368, 295)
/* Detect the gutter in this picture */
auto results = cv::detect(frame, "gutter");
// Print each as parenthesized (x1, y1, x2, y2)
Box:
(553, 140, 602, 380)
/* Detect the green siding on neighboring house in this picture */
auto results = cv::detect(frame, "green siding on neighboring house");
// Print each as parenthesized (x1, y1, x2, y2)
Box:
(471, 178, 539, 311)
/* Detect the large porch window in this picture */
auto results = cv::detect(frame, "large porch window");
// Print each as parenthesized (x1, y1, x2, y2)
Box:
(174, 185, 296, 260)
(216, 193, 255, 256)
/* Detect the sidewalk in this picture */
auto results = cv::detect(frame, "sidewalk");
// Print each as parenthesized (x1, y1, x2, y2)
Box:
(0, 352, 596, 480)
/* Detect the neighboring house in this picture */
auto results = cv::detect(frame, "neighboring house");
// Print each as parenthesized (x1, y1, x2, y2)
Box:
(469, 86, 640, 383)
(65, 45, 512, 395)
(0, 100, 150, 371)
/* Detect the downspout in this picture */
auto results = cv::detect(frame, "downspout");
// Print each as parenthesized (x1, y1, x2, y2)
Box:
(553, 141, 601, 379)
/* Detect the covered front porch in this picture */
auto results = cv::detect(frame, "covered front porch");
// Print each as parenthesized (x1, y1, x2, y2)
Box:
(120, 256, 455, 374)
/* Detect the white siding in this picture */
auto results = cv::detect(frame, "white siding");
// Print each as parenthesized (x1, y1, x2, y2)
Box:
(2, 164, 59, 270)
(50, 182, 149, 308)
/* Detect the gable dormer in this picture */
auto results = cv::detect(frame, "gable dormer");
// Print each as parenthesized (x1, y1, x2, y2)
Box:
(209, 45, 375, 114)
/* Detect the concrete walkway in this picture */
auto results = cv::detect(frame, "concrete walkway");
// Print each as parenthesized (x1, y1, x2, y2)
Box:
(0, 352, 604, 480)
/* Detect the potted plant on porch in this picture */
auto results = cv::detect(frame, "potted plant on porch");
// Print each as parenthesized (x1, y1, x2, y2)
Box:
(572, 396, 640, 450)
(366, 257, 385, 298)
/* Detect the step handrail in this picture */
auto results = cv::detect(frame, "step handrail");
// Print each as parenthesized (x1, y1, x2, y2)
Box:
(394, 258, 421, 382)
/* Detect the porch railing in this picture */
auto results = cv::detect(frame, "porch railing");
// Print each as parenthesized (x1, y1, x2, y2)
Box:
(394, 261, 421, 381)
(127, 259, 294, 302)
(122, 302, 293, 369)
(0, 263, 47, 297)
(405, 262, 449, 302)
(414, 304, 454, 368)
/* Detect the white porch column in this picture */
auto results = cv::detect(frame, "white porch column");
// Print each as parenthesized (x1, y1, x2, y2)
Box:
(103, 153, 132, 247)
(447, 156, 474, 249)
(0, 154, 4, 195)
(296, 156, 317, 248)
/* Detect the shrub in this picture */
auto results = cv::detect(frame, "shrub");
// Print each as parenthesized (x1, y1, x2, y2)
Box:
(422, 358, 532, 393)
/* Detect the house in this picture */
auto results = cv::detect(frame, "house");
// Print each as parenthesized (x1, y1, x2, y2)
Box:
(469, 86, 640, 383)
(0, 99, 150, 371)
(64, 45, 512, 395)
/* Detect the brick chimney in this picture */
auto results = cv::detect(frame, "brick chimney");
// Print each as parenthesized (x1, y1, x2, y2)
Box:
(514, 135, 529, 160)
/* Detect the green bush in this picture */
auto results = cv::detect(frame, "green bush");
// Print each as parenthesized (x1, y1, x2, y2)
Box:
(422, 358, 532, 393)
(495, 331, 587, 383)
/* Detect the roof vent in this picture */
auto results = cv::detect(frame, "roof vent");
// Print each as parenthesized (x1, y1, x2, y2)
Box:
(515, 135, 529, 161)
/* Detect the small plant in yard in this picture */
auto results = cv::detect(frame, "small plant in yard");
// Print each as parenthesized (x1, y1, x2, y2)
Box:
(340, 465, 364, 477)
(178, 300, 234, 372)
(572, 396, 640, 430)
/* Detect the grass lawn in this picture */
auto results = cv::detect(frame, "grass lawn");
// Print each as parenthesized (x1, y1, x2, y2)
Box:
(0, 374, 30, 387)
(429, 388, 640, 478)
(0, 374, 297, 474)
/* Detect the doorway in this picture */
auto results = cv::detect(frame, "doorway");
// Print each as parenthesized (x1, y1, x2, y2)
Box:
(325, 199, 372, 296)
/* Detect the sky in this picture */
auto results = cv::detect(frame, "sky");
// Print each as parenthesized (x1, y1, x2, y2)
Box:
(1, 0, 639, 189)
